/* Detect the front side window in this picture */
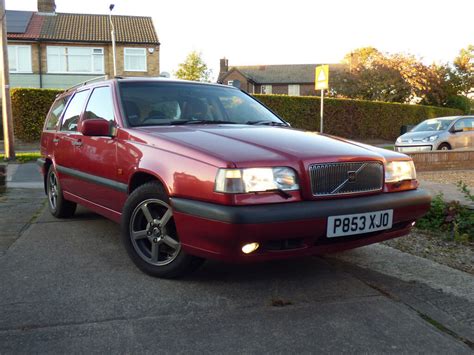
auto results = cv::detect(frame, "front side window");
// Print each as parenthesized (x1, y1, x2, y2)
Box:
(84, 87, 115, 122)
(124, 48, 147, 72)
(8, 45, 32, 73)
(45, 96, 70, 130)
(47, 46, 104, 74)
(61, 90, 90, 131)
(454, 118, 474, 132)
(119, 82, 285, 127)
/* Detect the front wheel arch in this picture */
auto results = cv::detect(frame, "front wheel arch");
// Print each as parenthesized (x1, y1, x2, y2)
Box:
(437, 142, 451, 150)
(128, 170, 170, 196)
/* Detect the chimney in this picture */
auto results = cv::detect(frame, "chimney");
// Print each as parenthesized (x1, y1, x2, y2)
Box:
(38, 0, 56, 13)
(220, 58, 229, 74)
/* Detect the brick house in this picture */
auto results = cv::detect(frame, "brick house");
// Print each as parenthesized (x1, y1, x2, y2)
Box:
(217, 58, 346, 96)
(6, 0, 160, 89)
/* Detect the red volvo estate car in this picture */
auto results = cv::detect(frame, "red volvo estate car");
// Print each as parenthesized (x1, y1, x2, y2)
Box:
(38, 78, 431, 278)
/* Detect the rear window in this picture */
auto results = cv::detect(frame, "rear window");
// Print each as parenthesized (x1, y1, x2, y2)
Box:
(44, 96, 70, 131)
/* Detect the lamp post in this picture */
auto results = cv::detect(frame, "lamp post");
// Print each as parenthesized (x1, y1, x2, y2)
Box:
(109, 4, 117, 77)
(0, 0, 15, 160)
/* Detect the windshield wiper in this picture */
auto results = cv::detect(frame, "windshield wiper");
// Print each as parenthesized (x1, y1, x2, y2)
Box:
(172, 120, 238, 125)
(246, 120, 288, 127)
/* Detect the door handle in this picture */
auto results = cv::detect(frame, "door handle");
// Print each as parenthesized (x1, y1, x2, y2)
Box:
(52, 138, 60, 143)
(72, 140, 83, 147)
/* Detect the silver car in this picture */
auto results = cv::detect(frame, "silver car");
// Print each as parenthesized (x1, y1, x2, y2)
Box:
(395, 116, 474, 153)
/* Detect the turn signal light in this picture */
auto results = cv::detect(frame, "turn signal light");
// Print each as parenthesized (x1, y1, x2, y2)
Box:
(242, 242, 260, 254)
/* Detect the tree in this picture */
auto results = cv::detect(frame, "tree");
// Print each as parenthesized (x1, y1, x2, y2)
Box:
(453, 45, 474, 95)
(333, 47, 411, 103)
(333, 47, 471, 109)
(175, 51, 212, 82)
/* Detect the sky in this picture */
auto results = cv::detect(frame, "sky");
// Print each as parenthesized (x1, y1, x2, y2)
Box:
(8, 0, 474, 80)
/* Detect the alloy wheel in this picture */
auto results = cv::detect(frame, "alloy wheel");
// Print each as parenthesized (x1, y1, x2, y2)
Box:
(129, 199, 181, 266)
(48, 172, 58, 210)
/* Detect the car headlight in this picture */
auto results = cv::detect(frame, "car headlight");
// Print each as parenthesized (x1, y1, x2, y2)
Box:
(396, 137, 402, 144)
(422, 135, 438, 142)
(385, 161, 416, 183)
(215, 167, 299, 193)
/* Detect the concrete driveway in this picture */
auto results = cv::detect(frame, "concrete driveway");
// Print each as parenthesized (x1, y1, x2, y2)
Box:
(0, 164, 472, 353)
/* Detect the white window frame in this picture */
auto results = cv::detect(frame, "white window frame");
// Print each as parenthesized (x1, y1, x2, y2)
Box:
(46, 46, 104, 74)
(227, 80, 234, 86)
(124, 47, 147, 72)
(288, 84, 300, 96)
(8, 45, 32, 73)
(261, 85, 272, 94)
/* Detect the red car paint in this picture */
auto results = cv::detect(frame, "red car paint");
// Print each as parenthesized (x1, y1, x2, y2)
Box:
(39, 78, 431, 263)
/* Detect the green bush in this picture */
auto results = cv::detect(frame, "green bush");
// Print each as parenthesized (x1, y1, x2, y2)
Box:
(255, 94, 462, 141)
(11, 88, 63, 142)
(445, 95, 471, 114)
(416, 185, 474, 243)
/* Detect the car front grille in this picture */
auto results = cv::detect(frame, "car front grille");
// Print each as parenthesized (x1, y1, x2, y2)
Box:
(309, 161, 383, 196)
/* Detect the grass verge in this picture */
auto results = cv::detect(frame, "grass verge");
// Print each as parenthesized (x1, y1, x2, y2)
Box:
(1, 151, 41, 163)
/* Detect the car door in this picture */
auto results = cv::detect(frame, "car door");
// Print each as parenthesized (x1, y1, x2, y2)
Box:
(463, 118, 474, 148)
(73, 85, 125, 211)
(450, 118, 472, 149)
(53, 89, 90, 195)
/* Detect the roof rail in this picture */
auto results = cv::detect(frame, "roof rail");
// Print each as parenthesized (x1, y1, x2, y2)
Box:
(64, 75, 110, 92)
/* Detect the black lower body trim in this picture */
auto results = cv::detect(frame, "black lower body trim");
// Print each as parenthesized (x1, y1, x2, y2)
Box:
(172, 189, 431, 224)
(56, 165, 128, 193)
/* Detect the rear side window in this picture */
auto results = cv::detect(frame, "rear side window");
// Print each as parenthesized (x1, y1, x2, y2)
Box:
(45, 96, 70, 131)
(60, 90, 90, 132)
(84, 86, 115, 122)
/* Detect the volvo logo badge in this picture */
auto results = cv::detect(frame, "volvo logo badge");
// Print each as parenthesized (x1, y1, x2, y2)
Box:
(347, 171, 357, 183)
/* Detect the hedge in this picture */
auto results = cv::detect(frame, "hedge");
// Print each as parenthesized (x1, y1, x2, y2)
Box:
(255, 95, 462, 141)
(11, 88, 62, 142)
(8, 88, 463, 142)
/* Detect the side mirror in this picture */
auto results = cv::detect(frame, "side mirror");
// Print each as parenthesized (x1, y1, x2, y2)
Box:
(80, 119, 113, 137)
(450, 127, 462, 134)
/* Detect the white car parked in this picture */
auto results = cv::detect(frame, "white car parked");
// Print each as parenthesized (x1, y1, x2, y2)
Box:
(395, 116, 474, 153)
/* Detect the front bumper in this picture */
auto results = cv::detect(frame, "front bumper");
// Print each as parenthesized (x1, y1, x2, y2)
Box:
(395, 144, 433, 153)
(171, 189, 431, 262)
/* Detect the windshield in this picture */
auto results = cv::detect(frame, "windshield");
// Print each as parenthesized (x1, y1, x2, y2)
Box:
(411, 118, 455, 132)
(118, 81, 285, 127)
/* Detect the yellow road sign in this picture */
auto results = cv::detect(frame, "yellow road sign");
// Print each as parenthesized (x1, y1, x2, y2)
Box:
(315, 65, 329, 90)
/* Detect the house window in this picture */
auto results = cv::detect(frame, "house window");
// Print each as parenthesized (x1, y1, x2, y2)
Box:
(261, 85, 272, 94)
(227, 80, 234, 86)
(8, 45, 32, 73)
(124, 48, 147, 72)
(288, 84, 300, 96)
(47, 46, 104, 74)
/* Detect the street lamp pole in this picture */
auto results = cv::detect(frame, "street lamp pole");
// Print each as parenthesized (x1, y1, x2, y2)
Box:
(0, 0, 15, 160)
(109, 4, 117, 77)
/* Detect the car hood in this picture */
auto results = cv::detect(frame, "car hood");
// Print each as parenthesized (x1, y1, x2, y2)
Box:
(135, 125, 393, 166)
(398, 131, 442, 142)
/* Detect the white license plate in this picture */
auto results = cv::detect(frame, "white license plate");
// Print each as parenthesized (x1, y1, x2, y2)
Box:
(327, 210, 393, 238)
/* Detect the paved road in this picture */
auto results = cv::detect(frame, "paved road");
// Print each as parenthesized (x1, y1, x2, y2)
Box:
(0, 164, 473, 353)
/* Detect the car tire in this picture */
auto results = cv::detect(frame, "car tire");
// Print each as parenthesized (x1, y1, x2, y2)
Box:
(46, 166, 77, 218)
(438, 143, 451, 151)
(121, 181, 204, 278)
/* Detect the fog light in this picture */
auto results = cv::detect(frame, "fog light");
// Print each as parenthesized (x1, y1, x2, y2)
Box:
(242, 242, 260, 254)
(411, 221, 416, 227)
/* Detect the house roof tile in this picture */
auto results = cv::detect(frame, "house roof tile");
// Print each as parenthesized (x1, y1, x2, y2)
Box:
(224, 64, 346, 84)
(7, 11, 159, 45)
(7, 12, 44, 40)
